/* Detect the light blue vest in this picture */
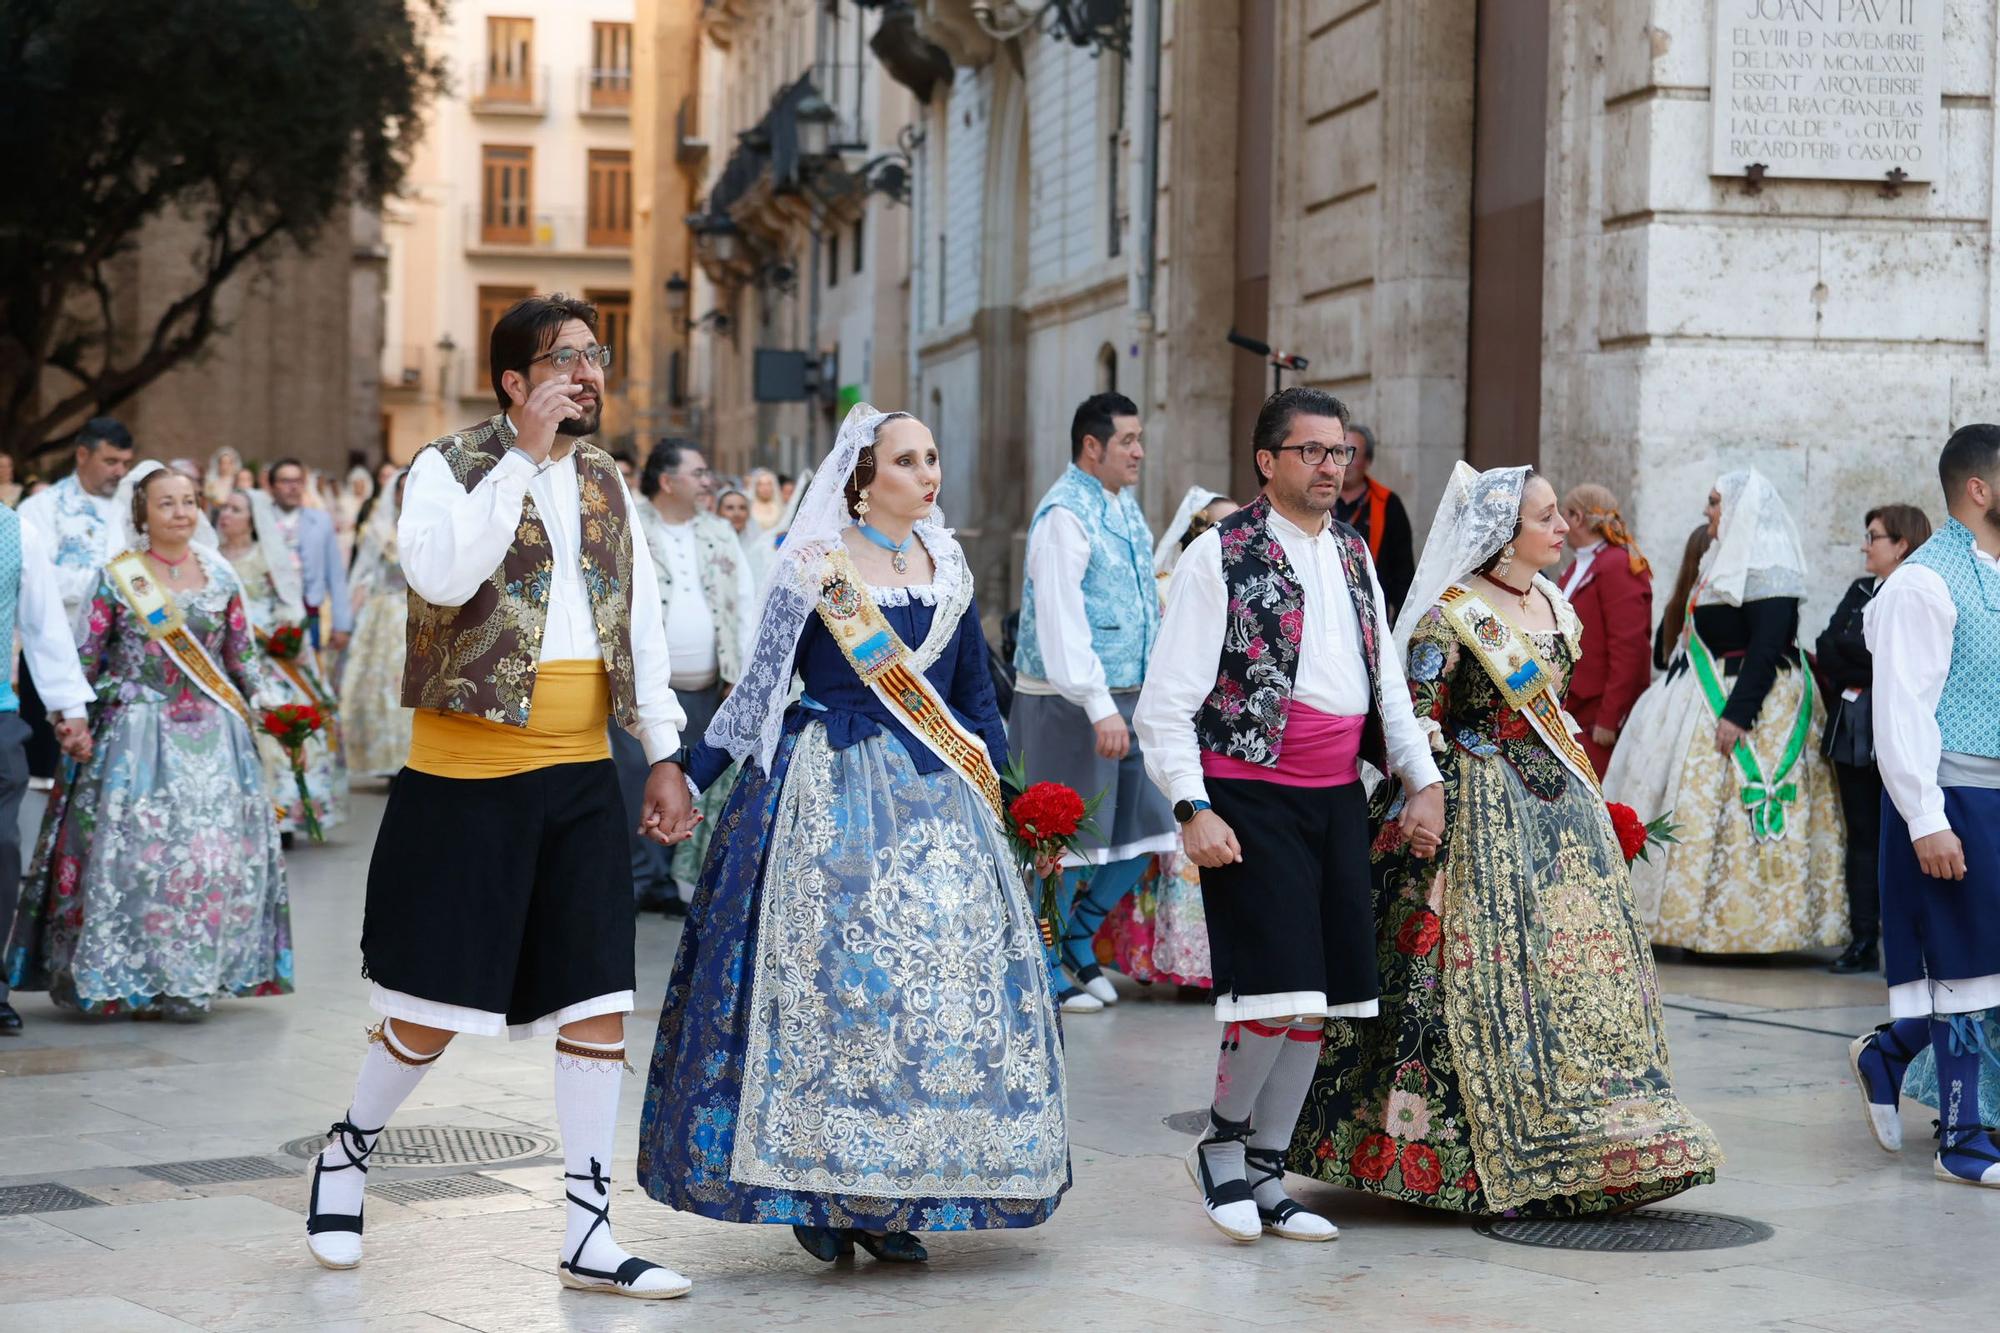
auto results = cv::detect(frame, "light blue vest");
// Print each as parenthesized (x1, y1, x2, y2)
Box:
(1016, 465, 1159, 690)
(0, 507, 21, 714)
(1903, 518, 2000, 760)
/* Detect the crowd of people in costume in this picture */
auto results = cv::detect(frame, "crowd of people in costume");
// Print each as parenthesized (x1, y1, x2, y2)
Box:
(3, 290, 1994, 1305)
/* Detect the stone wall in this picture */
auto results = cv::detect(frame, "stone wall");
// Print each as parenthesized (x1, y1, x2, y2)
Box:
(1542, 0, 2000, 636)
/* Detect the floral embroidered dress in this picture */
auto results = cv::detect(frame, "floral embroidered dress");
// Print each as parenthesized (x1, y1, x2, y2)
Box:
(6, 548, 293, 1016)
(227, 545, 348, 833)
(337, 511, 412, 778)
(637, 545, 1070, 1233)
(1288, 588, 1719, 1215)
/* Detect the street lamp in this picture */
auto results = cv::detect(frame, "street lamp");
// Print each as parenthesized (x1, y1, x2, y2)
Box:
(794, 91, 836, 164)
(664, 271, 689, 320)
(709, 220, 741, 266)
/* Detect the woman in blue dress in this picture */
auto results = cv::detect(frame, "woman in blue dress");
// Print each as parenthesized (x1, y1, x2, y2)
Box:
(637, 405, 1069, 1265)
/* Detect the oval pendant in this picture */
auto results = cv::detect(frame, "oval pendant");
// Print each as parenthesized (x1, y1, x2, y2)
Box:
(892, 552, 909, 574)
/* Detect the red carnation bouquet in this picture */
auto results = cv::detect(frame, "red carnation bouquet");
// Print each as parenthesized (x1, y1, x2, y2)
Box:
(264, 624, 306, 661)
(1607, 801, 1680, 865)
(263, 702, 330, 842)
(999, 756, 1105, 948)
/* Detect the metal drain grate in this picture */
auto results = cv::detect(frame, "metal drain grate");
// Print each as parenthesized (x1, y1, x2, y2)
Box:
(0, 1182, 105, 1216)
(373, 1173, 522, 1205)
(1163, 1108, 1208, 1135)
(1475, 1209, 1773, 1252)
(281, 1125, 558, 1167)
(136, 1156, 296, 1187)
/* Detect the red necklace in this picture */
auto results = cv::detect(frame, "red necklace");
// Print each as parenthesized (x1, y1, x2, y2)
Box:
(147, 547, 193, 566)
(1482, 571, 1534, 611)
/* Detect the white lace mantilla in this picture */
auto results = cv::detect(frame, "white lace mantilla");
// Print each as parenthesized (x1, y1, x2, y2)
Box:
(727, 723, 1069, 1199)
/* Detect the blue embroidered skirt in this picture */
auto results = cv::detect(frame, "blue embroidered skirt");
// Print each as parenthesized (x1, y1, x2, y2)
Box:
(637, 719, 1070, 1231)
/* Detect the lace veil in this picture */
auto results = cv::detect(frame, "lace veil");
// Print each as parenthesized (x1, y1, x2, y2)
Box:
(114, 460, 219, 554)
(1392, 461, 1536, 654)
(1699, 467, 1807, 606)
(1154, 485, 1222, 574)
(704, 402, 955, 771)
(244, 487, 306, 621)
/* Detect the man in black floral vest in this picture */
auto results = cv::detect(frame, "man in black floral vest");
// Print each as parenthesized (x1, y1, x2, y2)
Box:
(1135, 386, 1444, 1244)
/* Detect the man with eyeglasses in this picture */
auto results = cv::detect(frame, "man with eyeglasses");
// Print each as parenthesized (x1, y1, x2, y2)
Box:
(266, 458, 354, 655)
(1135, 386, 1443, 1244)
(301, 293, 697, 1298)
(624, 438, 755, 915)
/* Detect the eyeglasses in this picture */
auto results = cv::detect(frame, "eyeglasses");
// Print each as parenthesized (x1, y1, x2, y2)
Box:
(530, 344, 613, 372)
(1268, 442, 1358, 467)
(1864, 530, 1892, 544)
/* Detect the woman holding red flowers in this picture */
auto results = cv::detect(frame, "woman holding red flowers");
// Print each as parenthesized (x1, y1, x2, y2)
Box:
(1288, 462, 1718, 1217)
(8, 464, 291, 1020)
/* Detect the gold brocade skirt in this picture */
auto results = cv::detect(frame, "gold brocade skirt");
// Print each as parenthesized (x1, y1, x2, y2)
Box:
(407, 660, 612, 780)
(1622, 667, 1846, 954)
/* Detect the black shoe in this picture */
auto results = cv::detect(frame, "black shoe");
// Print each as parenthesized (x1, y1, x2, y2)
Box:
(0, 1002, 21, 1035)
(657, 897, 688, 919)
(634, 888, 672, 915)
(1829, 937, 1879, 974)
(281, 831, 295, 851)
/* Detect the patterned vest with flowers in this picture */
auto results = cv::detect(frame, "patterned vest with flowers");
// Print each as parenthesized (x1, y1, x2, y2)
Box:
(400, 414, 640, 728)
(1015, 464, 1160, 689)
(1193, 494, 1386, 771)
(1903, 517, 2000, 760)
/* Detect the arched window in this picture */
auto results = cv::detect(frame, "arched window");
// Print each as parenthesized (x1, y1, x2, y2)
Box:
(1095, 343, 1118, 396)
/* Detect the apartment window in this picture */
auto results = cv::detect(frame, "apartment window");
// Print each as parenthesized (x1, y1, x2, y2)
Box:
(485, 16, 534, 102)
(827, 231, 839, 288)
(476, 285, 534, 389)
(481, 145, 533, 245)
(590, 22, 633, 108)
(587, 289, 630, 391)
(587, 149, 632, 248)
(852, 212, 865, 275)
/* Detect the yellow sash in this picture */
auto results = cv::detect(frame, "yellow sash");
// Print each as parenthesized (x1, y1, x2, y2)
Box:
(812, 548, 1006, 824)
(105, 550, 256, 733)
(1437, 583, 1599, 792)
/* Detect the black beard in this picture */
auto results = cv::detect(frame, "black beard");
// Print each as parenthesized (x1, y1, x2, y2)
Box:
(1983, 499, 2000, 539)
(556, 406, 600, 438)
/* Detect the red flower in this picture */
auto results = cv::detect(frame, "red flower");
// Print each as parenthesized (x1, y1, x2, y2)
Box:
(1607, 802, 1649, 864)
(1279, 608, 1304, 645)
(1314, 1137, 1335, 1161)
(1008, 781, 1086, 845)
(1493, 708, 1531, 741)
(1395, 908, 1441, 958)
(1456, 1169, 1479, 1193)
(1399, 1142, 1443, 1195)
(1370, 820, 1407, 855)
(1350, 1133, 1398, 1182)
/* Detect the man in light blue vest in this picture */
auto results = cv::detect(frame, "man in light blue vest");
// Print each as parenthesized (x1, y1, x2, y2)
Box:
(0, 504, 99, 1034)
(1011, 392, 1180, 1014)
(1847, 424, 2000, 1185)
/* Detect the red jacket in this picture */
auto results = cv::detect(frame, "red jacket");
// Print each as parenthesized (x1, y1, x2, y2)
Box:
(1560, 548, 1653, 731)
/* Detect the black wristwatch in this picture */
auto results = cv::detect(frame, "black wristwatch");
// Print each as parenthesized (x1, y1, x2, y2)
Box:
(655, 747, 691, 770)
(1173, 798, 1211, 825)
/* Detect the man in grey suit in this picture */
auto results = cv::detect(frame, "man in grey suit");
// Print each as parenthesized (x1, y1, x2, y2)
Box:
(267, 458, 353, 650)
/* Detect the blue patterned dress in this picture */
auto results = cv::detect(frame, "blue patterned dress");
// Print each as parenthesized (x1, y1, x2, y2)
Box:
(637, 571, 1070, 1232)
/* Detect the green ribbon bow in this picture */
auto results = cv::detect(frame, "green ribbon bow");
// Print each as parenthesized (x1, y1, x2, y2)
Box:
(1689, 629, 1813, 844)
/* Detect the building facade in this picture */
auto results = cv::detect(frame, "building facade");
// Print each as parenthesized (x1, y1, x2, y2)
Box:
(380, 0, 641, 462)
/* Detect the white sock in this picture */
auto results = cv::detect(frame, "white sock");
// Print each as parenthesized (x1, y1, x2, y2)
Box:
(1247, 1023, 1322, 1213)
(314, 1022, 439, 1225)
(1201, 1021, 1289, 1188)
(554, 1036, 642, 1278)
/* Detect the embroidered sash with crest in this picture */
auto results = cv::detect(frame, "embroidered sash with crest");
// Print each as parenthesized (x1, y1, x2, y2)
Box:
(812, 547, 1005, 824)
(1438, 583, 1599, 792)
(105, 550, 257, 732)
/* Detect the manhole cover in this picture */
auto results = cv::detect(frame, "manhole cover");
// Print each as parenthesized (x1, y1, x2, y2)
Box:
(136, 1156, 296, 1187)
(1475, 1209, 1773, 1252)
(1163, 1108, 1208, 1135)
(374, 1173, 523, 1205)
(280, 1126, 558, 1167)
(0, 1183, 105, 1216)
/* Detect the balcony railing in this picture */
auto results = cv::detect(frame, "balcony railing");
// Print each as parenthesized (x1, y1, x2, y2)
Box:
(581, 67, 632, 115)
(385, 343, 428, 391)
(464, 205, 630, 255)
(470, 62, 548, 116)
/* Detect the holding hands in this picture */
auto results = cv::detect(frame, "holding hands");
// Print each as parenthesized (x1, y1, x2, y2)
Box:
(640, 761, 703, 847)
(1399, 781, 1445, 860)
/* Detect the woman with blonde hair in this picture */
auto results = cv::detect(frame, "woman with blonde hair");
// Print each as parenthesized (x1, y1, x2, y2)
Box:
(1557, 483, 1654, 774)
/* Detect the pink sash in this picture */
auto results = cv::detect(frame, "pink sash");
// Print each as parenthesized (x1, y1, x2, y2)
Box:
(1202, 701, 1363, 788)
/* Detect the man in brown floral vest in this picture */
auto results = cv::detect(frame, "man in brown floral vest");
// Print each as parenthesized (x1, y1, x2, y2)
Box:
(1136, 386, 1445, 1245)
(302, 294, 698, 1300)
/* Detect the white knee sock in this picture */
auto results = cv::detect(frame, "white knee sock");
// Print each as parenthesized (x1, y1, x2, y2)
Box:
(1201, 1020, 1290, 1187)
(1247, 1023, 1323, 1213)
(315, 1021, 440, 1222)
(554, 1036, 640, 1276)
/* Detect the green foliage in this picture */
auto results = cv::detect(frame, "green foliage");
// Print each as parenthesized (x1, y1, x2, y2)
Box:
(0, 0, 449, 458)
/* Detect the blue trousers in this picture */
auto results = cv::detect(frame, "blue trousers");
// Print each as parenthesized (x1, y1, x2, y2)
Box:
(1042, 853, 1152, 985)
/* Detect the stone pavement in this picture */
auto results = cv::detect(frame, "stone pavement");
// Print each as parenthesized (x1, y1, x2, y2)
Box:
(1, 784, 1995, 1332)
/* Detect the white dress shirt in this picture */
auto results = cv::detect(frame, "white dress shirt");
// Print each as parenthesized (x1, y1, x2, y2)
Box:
(640, 508, 757, 690)
(1562, 539, 1605, 593)
(16, 524, 94, 718)
(18, 477, 122, 617)
(399, 430, 685, 763)
(1135, 508, 1444, 807)
(1019, 506, 1120, 723)
(1864, 545, 2000, 842)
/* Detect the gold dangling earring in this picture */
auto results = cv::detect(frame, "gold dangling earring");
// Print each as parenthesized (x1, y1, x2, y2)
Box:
(1495, 544, 1516, 579)
(855, 491, 870, 518)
